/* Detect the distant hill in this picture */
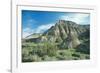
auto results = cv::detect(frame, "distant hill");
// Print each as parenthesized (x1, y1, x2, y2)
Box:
(25, 33, 42, 39)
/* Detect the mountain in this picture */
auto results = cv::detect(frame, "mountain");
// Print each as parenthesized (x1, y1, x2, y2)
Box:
(23, 20, 90, 52)
(41, 20, 89, 49)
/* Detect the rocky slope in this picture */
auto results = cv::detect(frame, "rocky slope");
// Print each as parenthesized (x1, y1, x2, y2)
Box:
(24, 20, 90, 51)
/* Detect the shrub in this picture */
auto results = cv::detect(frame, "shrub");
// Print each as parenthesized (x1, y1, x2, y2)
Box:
(42, 55, 57, 61)
(46, 45, 58, 57)
(72, 53, 80, 57)
(73, 57, 79, 60)
(56, 50, 73, 60)
(22, 55, 33, 62)
(32, 55, 42, 62)
(85, 55, 90, 59)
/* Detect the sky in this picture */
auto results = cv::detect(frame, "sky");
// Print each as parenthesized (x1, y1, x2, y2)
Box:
(22, 10, 90, 38)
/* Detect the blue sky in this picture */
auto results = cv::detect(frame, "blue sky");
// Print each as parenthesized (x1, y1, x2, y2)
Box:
(22, 10, 90, 38)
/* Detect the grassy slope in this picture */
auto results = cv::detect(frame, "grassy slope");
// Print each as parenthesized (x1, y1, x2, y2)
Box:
(22, 42, 90, 62)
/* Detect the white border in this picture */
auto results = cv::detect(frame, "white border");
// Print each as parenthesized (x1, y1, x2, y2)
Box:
(12, 4, 97, 73)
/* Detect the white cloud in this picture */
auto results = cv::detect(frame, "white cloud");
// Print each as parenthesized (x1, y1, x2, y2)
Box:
(35, 23, 55, 33)
(23, 23, 54, 38)
(22, 19, 37, 38)
(28, 19, 37, 24)
(61, 13, 90, 24)
(26, 19, 37, 27)
(23, 28, 33, 38)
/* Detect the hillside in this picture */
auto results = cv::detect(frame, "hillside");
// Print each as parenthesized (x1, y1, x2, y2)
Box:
(22, 20, 90, 62)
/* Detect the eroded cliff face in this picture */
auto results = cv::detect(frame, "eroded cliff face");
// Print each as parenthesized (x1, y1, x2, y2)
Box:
(41, 20, 89, 49)
(24, 20, 89, 49)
